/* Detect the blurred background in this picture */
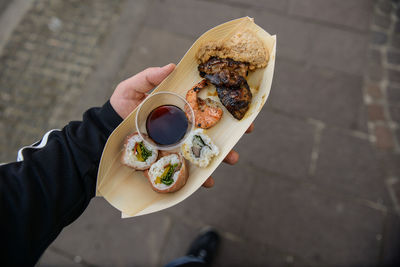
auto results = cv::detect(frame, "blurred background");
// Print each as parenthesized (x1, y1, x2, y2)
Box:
(1, 0, 399, 266)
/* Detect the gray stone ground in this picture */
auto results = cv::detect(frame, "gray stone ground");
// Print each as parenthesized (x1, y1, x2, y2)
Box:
(0, 0, 399, 266)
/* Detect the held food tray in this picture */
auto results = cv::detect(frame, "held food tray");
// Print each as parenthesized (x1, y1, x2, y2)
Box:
(96, 17, 276, 218)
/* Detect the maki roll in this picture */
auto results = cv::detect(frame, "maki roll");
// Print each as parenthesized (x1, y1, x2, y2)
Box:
(144, 152, 188, 193)
(121, 133, 158, 170)
(181, 129, 219, 168)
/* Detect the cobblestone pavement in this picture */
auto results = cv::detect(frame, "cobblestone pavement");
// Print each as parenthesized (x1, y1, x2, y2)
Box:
(0, 0, 122, 162)
(1, 0, 400, 266)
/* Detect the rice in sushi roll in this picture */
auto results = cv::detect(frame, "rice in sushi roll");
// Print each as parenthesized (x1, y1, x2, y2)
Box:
(181, 129, 219, 168)
(121, 133, 158, 170)
(144, 152, 188, 193)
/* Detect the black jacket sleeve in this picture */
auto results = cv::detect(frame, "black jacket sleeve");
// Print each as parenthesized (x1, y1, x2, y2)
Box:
(0, 101, 123, 266)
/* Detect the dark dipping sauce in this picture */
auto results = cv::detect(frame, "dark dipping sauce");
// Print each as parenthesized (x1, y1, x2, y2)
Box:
(146, 105, 188, 145)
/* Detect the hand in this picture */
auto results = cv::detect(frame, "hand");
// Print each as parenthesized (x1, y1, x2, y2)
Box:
(110, 64, 254, 188)
(110, 63, 176, 119)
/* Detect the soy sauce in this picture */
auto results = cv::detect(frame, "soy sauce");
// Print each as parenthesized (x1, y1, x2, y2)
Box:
(146, 105, 188, 145)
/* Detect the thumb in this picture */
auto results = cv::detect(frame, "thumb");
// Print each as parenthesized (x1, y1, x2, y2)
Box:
(146, 63, 176, 87)
(125, 63, 176, 94)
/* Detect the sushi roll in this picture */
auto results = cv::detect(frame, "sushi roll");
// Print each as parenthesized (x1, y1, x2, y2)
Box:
(181, 129, 219, 168)
(121, 133, 158, 170)
(144, 152, 188, 193)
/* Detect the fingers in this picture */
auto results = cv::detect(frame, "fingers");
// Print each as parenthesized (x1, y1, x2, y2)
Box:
(202, 177, 215, 188)
(223, 150, 239, 165)
(122, 63, 176, 94)
(246, 123, 254, 133)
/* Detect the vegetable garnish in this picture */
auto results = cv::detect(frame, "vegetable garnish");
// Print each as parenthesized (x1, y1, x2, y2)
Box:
(155, 163, 179, 185)
(133, 141, 152, 162)
(192, 135, 210, 158)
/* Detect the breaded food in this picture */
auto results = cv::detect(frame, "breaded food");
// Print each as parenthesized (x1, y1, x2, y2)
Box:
(181, 129, 219, 168)
(121, 133, 158, 170)
(144, 152, 188, 193)
(196, 29, 269, 70)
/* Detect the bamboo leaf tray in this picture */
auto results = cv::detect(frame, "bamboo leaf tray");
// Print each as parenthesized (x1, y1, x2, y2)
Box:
(96, 17, 276, 218)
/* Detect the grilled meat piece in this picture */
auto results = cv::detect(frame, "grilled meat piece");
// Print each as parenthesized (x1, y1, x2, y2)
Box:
(198, 57, 253, 120)
(216, 81, 252, 120)
(198, 57, 249, 88)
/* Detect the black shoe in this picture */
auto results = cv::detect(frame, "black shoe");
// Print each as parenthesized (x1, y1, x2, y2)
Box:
(186, 229, 220, 265)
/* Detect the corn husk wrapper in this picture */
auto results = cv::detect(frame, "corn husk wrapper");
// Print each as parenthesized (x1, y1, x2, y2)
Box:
(96, 17, 276, 218)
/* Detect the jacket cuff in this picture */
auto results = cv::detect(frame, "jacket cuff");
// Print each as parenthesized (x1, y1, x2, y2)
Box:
(98, 100, 123, 136)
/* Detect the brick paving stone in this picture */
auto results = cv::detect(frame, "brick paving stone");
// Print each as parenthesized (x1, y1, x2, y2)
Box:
(390, 106, 400, 123)
(396, 129, 400, 145)
(168, 160, 256, 235)
(367, 104, 386, 121)
(243, 9, 315, 62)
(289, 0, 374, 31)
(395, 19, 400, 32)
(145, 0, 243, 39)
(375, 124, 395, 149)
(371, 31, 388, 45)
(367, 83, 383, 99)
(243, 172, 384, 266)
(270, 58, 367, 132)
(368, 63, 385, 82)
(44, 198, 171, 267)
(391, 34, 400, 49)
(314, 128, 390, 204)
(368, 48, 382, 63)
(377, 0, 394, 15)
(388, 49, 400, 65)
(388, 69, 400, 84)
(373, 12, 392, 29)
(235, 109, 315, 179)
(309, 24, 369, 75)
(388, 86, 400, 105)
(376, 151, 400, 178)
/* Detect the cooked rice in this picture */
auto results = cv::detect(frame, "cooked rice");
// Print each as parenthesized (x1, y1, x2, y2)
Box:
(148, 154, 181, 190)
(123, 134, 158, 169)
(181, 129, 219, 168)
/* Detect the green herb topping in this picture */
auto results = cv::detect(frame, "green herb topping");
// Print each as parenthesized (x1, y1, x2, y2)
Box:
(155, 163, 179, 186)
(134, 141, 152, 162)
